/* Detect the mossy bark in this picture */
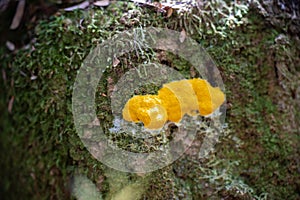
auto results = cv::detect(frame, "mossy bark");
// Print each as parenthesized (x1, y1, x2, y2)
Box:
(1, 1, 299, 199)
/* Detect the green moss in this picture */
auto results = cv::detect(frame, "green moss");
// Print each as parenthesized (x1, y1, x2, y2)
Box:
(205, 12, 300, 199)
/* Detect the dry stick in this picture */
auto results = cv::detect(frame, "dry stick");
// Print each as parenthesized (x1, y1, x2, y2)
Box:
(10, 0, 25, 30)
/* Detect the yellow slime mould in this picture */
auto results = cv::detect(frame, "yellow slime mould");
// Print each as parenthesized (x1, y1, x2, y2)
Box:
(122, 78, 225, 130)
(189, 78, 225, 116)
(122, 95, 168, 129)
(158, 79, 199, 122)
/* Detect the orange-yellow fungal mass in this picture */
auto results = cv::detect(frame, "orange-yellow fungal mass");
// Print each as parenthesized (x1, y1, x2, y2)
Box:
(189, 79, 225, 116)
(122, 95, 168, 129)
(122, 78, 225, 130)
(158, 80, 198, 122)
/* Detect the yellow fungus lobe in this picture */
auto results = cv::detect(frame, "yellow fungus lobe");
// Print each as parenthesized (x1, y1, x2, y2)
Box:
(122, 78, 225, 130)
(122, 95, 168, 129)
(188, 79, 225, 116)
(158, 79, 198, 122)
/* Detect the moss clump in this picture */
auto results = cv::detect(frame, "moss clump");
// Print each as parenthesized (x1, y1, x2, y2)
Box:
(0, 3, 150, 199)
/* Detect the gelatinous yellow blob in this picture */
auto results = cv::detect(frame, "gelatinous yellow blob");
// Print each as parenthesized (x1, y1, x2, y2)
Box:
(145, 104, 168, 129)
(189, 78, 225, 116)
(122, 78, 225, 130)
(122, 95, 168, 129)
(158, 80, 198, 122)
